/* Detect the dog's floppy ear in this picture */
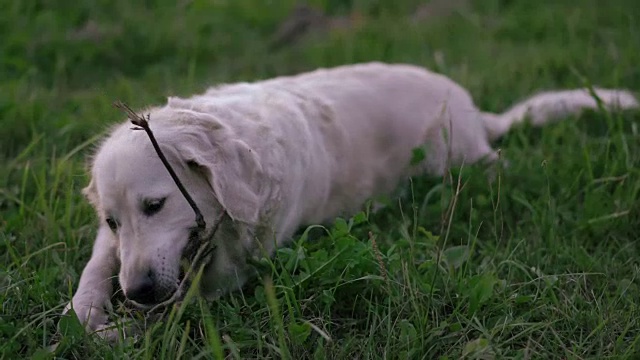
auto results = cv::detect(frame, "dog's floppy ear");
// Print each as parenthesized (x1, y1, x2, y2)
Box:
(184, 133, 264, 225)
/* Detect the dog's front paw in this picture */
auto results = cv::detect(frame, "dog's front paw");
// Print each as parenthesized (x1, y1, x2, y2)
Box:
(61, 299, 147, 343)
(62, 295, 112, 337)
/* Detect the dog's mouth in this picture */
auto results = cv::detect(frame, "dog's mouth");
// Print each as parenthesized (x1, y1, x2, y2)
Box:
(126, 270, 188, 311)
(128, 228, 215, 311)
(127, 212, 224, 312)
(127, 288, 179, 311)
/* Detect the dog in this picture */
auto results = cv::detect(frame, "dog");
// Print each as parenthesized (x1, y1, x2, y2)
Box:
(64, 62, 638, 339)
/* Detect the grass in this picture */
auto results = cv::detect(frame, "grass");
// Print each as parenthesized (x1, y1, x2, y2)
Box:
(1, 0, 640, 358)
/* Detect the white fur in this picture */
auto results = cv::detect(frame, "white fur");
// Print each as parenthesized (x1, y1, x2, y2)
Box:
(64, 62, 637, 338)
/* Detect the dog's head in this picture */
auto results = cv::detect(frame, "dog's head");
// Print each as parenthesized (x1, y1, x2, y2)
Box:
(84, 107, 265, 307)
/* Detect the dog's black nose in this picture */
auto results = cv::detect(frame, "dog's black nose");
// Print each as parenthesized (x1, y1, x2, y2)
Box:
(125, 270, 157, 305)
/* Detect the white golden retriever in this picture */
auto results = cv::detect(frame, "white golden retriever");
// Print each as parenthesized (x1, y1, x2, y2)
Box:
(65, 62, 637, 337)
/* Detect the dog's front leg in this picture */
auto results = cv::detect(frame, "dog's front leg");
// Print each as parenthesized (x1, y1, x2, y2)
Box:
(63, 225, 119, 338)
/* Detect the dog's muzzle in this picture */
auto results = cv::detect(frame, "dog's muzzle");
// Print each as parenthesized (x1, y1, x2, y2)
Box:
(138, 217, 224, 313)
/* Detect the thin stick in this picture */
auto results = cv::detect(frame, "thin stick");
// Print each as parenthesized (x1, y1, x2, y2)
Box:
(113, 101, 206, 230)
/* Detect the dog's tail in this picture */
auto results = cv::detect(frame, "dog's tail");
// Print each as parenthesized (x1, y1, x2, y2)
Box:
(481, 88, 638, 141)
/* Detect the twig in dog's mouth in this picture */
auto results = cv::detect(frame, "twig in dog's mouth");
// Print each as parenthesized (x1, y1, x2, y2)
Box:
(113, 101, 228, 313)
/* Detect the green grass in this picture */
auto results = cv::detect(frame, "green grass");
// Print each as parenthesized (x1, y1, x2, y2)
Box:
(1, 0, 640, 358)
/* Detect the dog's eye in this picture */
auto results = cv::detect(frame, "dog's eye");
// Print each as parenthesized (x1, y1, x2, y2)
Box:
(105, 217, 119, 232)
(142, 197, 166, 216)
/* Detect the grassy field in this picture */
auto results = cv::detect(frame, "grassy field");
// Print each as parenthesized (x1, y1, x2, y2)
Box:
(2, 0, 640, 358)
